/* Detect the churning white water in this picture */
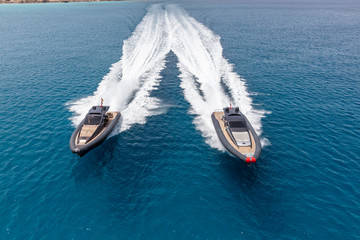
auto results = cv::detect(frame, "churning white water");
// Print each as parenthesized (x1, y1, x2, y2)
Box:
(69, 4, 171, 133)
(69, 4, 268, 148)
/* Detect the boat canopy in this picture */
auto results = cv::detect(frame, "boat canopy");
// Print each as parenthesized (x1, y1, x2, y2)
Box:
(223, 107, 247, 131)
(88, 106, 109, 115)
(83, 106, 110, 126)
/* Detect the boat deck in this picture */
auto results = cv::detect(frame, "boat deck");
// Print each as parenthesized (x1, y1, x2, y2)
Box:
(213, 111, 256, 154)
(75, 111, 120, 146)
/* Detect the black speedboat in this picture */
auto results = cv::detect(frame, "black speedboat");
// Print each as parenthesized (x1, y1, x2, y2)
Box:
(211, 106, 261, 163)
(69, 105, 121, 156)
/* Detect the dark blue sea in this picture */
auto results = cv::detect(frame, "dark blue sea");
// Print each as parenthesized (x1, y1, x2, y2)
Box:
(1, 1, 360, 239)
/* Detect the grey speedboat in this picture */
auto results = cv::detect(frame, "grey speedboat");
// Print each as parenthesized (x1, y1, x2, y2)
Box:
(69, 105, 121, 156)
(211, 107, 261, 163)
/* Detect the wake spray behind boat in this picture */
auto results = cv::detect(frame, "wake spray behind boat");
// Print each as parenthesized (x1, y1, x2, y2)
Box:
(211, 105, 261, 163)
(69, 99, 121, 156)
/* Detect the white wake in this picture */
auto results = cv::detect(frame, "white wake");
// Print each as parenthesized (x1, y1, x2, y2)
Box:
(68, 4, 171, 133)
(68, 4, 269, 148)
(167, 5, 268, 149)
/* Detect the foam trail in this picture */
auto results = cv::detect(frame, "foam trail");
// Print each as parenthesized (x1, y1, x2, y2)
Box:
(166, 5, 268, 149)
(68, 4, 268, 149)
(68, 4, 171, 133)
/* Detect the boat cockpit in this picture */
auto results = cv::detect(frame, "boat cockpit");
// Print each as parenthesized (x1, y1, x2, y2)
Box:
(223, 107, 251, 147)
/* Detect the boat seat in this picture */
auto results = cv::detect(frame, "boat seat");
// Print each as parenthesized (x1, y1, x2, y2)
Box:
(232, 131, 251, 146)
(79, 125, 98, 138)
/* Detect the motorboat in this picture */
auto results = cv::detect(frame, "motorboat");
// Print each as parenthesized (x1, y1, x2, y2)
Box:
(69, 105, 121, 156)
(211, 106, 261, 163)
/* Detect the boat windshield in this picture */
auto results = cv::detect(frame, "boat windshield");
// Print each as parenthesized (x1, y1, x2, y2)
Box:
(84, 115, 102, 125)
(229, 121, 246, 128)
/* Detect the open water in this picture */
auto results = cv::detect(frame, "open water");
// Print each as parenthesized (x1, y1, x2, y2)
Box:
(1, 1, 360, 239)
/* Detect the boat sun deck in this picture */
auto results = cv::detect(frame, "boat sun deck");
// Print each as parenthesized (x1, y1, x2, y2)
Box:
(213, 111, 256, 157)
(75, 111, 120, 146)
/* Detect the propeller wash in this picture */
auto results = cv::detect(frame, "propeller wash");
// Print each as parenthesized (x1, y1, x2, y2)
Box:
(68, 4, 269, 149)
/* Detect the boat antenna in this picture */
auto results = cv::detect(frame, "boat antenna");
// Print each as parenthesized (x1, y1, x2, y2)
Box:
(100, 98, 103, 107)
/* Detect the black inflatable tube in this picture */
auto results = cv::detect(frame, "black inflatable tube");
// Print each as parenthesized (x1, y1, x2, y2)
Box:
(69, 113, 121, 157)
(211, 113, 261, 162)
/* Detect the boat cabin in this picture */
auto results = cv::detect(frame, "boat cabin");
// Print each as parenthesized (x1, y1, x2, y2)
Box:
(223, 107, 251, 147)
(77, 106, 110, 145)
(83, 106, 109, 126)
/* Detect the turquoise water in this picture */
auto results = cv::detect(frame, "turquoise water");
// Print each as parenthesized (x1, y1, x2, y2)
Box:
(1, 1, 360, 239)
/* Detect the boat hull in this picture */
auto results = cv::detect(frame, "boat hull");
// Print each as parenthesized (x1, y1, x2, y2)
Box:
(69, 112, 121, 157)
(211, 112, 261, 162)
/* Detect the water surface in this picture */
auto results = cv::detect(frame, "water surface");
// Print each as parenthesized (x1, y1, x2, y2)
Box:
(0, 1, 359, 239)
